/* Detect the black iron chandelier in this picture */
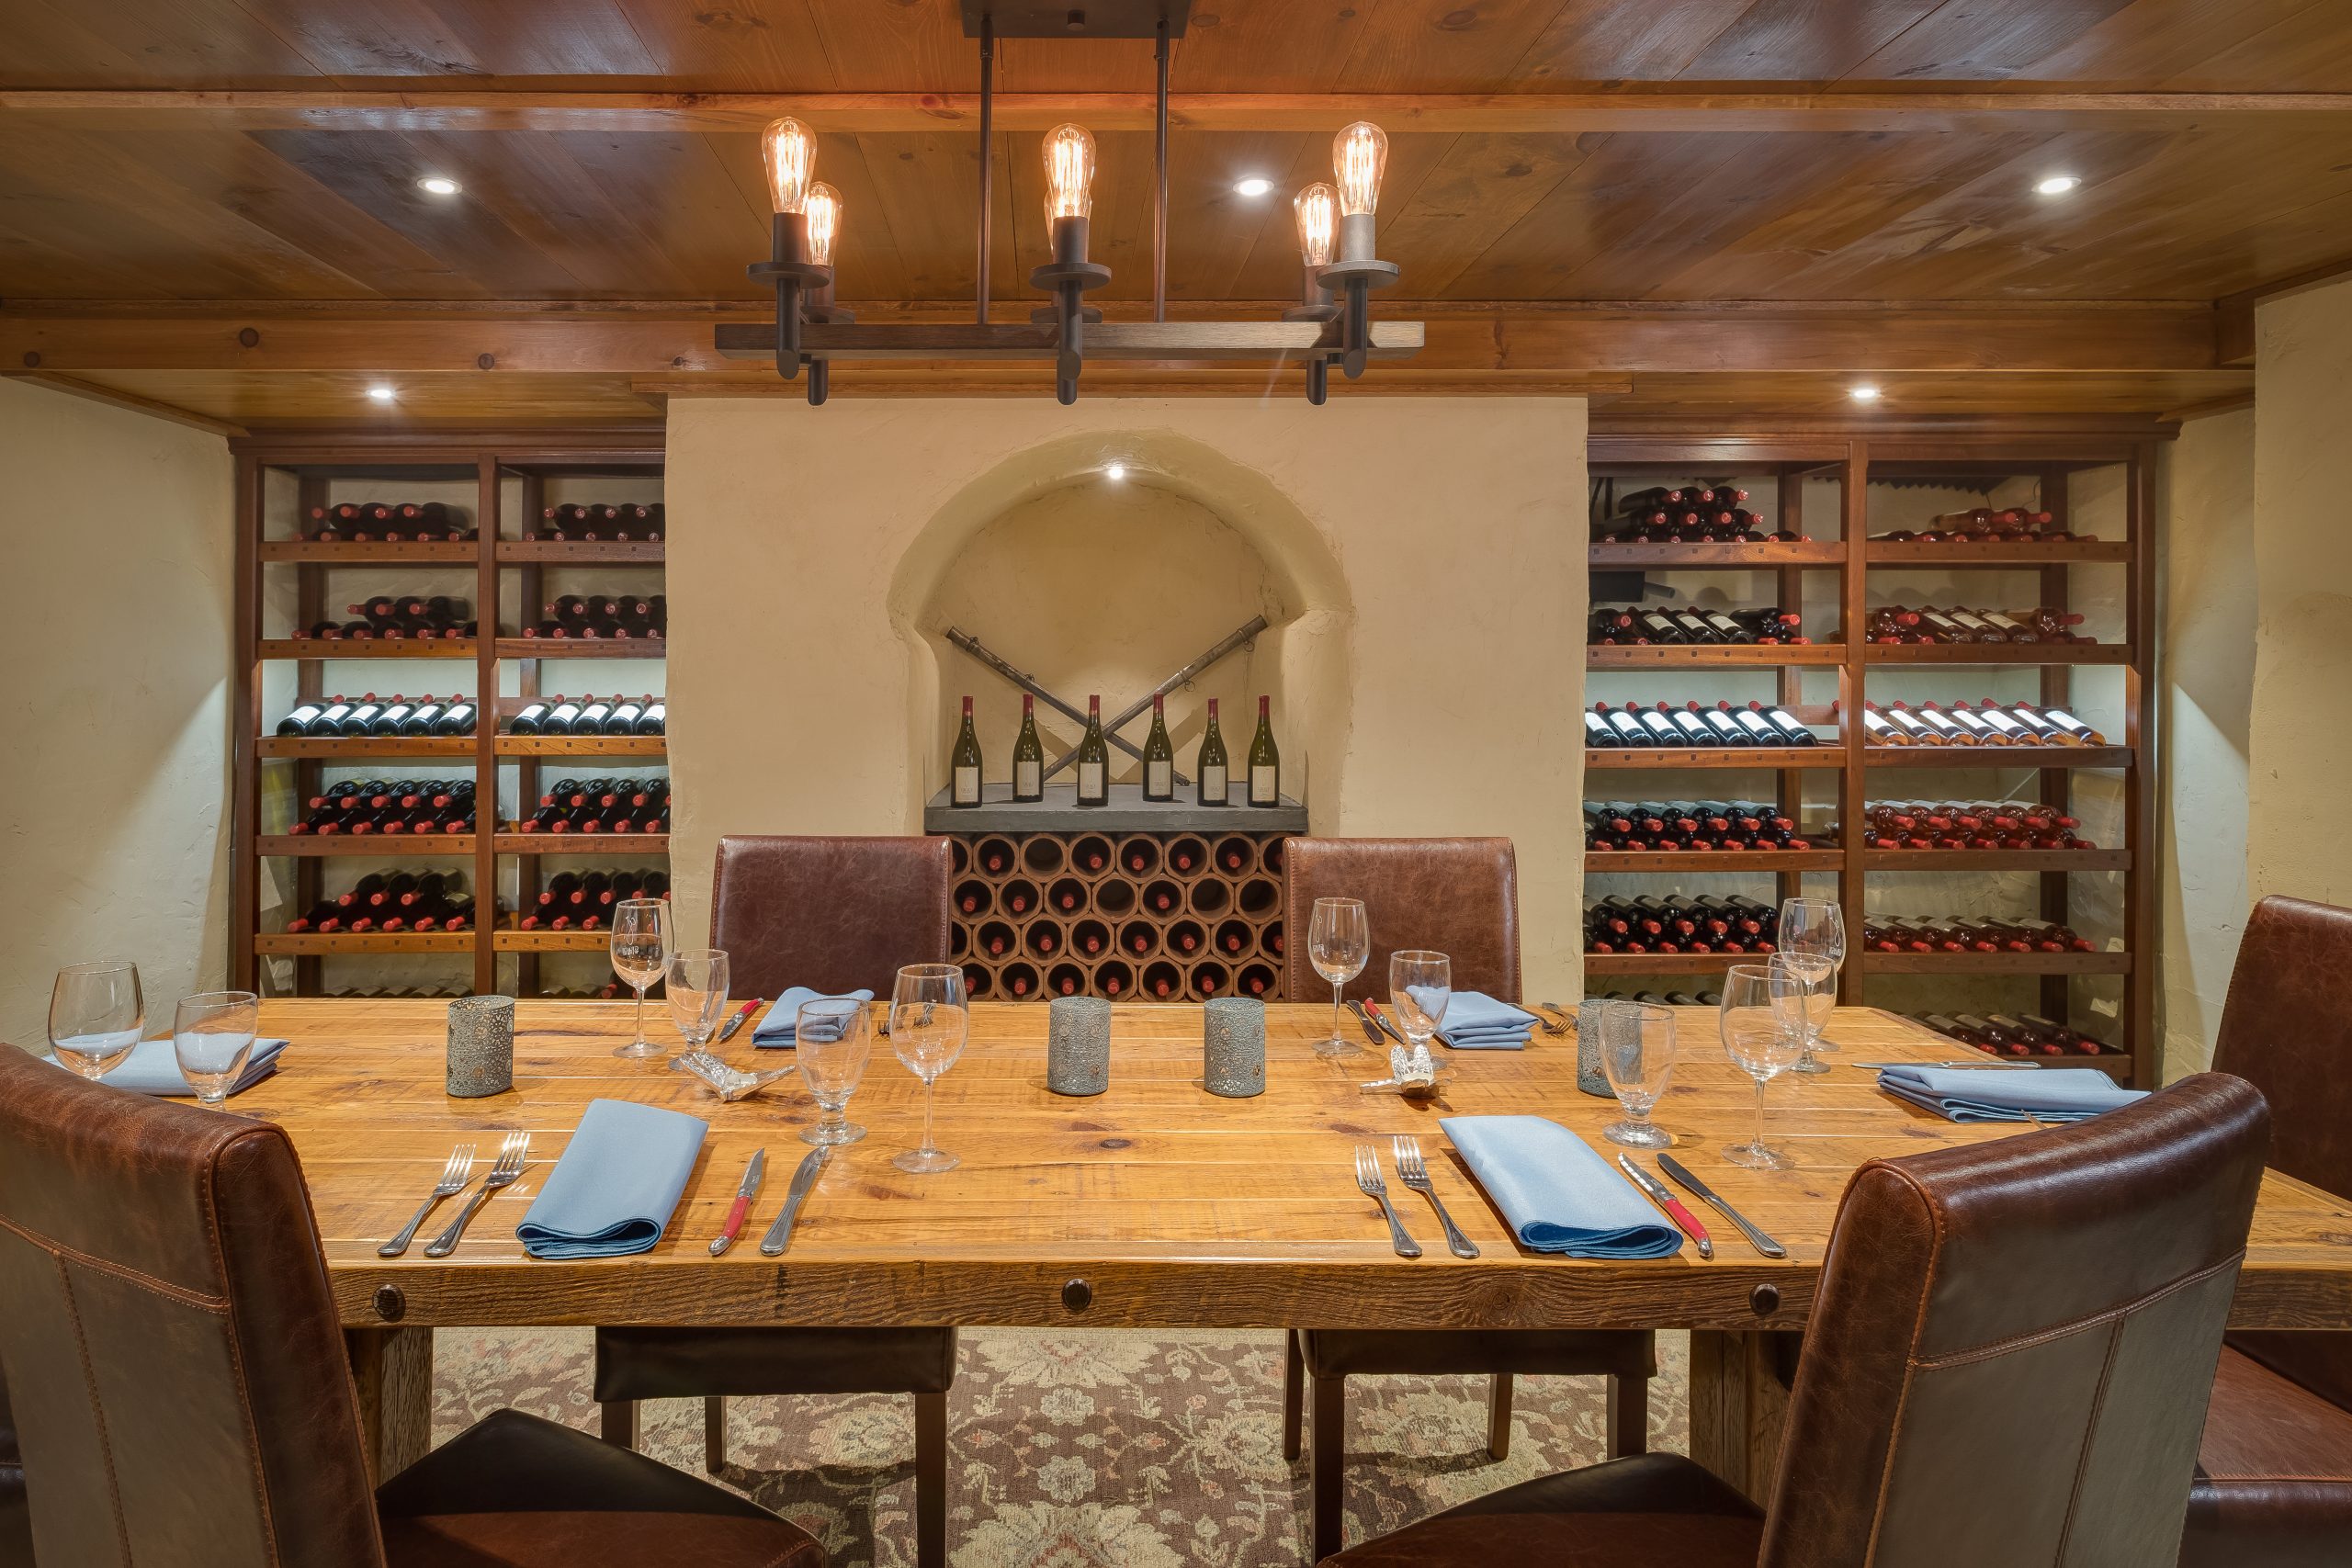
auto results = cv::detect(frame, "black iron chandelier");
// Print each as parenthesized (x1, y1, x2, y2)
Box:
(717, 1, 1422, 405)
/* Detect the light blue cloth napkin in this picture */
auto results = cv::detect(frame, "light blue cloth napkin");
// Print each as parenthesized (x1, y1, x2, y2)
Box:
(49, 1037, 288, 1098)
(516, 1098, 708, 1259)
(1878, 1066, 2146, 1123)
(752, 987, 876, 1046)
(1411, 987, 1537, 1050)
(1439, 1114, 1683, 1258)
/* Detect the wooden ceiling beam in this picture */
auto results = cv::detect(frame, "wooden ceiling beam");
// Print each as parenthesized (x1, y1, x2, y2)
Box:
(6, 88, 2351, 135)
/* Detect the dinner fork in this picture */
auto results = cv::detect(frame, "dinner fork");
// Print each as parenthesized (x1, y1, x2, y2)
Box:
(1392, 1135, 1477, 1258)
(1354, 1145, 1422, 1258)
(379, 1144, 474, 1258)
(1533, 1001, 1572, 1038)
(424, 1132, 530, 1258)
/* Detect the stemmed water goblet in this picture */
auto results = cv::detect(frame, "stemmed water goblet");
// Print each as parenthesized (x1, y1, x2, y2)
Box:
(664, 949, 731, 1066)
(1776, 897, 1846, 1073)
(1599, 1000, 1677, 1148)
(797, 997, 873, 1146)
(1720, 963, 1806, 1169)
(609, 897, 672, 1059)
(1307, 897, 1369, 1055)
(890, 964, 968, 1174)
(49, 961, 144, 1080)
(173, 990, 260, 1107)
(1387, 950, 1451, 1055)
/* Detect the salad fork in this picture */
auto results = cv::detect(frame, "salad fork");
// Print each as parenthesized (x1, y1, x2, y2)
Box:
(1533, 1001, 1573, 1038)
(1392, 1135, 1477, 1258)
(379, 1144, 474, 1258)
(1354, 1145, 1421, 1258)
(425, 1131, 530, 1258)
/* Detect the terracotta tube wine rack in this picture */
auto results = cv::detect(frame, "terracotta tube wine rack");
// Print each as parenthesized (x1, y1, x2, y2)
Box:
(940, 831, 1290, 1001)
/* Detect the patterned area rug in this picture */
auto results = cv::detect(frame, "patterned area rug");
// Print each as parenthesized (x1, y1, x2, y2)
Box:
(434, 1326, 1690, 1566)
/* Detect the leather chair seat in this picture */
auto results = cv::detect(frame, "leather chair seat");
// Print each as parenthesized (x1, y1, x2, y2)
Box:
(594, 1326, 959, 1401)
(377, 1408, 825, 1568)
(2182, 1348, 2352, 1568)
(1300, 1328, 1653, 1381)
(1320, 1452, 1762, 1567)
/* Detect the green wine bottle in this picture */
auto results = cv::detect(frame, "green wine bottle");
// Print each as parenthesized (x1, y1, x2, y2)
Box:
(1247, 694, 1280, 807)
(949, 694, 983, 807)
(1012, 694, 1045, 802)
(1142, 694, 1175, 801)
(1196, 697, 1230, 806)
(1076, 694, 1110, 807)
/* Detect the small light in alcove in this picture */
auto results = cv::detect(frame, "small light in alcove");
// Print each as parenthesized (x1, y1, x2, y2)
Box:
(1104, 463, 1127, 481)
(367, 385, 397, 403)
(1849, 383, 1882, 403)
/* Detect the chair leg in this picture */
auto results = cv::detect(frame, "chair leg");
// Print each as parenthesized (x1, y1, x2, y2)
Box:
(1282, 1329, 1305, 1461)
(1606, 1372, 1649, 1457)
(1486, 1372, 1513, 1461)
(1311, 1373, 1346, 1564)
(599, 1398, 639, 1450)
(914, 1390, 948, 1568)
(704, 1395, 726, 1473)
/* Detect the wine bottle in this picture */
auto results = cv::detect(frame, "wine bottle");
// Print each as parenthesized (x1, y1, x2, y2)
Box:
(368, 696, 415, 735)
(543, 698, 583, 734)
(1142, 694, 1175, 801)
(432, 698, 476, 736)
(1584, 709, 1620, 748)
(606, 696, 644, 734)
(1076, 695, 1110, 807)
(399, 698, 443, 735)
(277, 700, 328, 736)
(635, 699, 666, 736)
(950, 695, 984, 807)
(575, 696, 616, 734)
(1247, 696, 1280, 807)
(1012, 694, 1045, 802)
(1196, 698, 1230, 805)
(339, 695, 385, 736)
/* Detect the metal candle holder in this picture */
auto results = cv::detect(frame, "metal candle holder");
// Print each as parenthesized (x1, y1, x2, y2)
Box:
(747, 210, 836, 402)
(1030, 216, 1114, 405)
(1317, 211, 1400, 382)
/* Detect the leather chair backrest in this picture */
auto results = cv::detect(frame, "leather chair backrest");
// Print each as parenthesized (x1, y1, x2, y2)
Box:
(1281, 837, 1521, 1002)
(1761, 1073, 2269, 1568)
(0, 1049, 386, 1568)
(710, 835, 954, 1000)
(2211, 893, 2352, 1408)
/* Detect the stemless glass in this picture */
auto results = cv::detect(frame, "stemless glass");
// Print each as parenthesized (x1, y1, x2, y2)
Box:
(1306, 897, 1370, 1055)
(797, 997, 873, 1146)
(1777, 897, 1847, 1072)
(1720, 963, 1805, 1170)
(49, 961, 144, 1080)
(889, 964, 968, 1174)
(609, 897, 672, 1059)
(1599, 1000, 1677, 1148)
(173, 990, 260, 1107)
(1388, 950, 1451, 1048)
(665, 949, 730, 1062)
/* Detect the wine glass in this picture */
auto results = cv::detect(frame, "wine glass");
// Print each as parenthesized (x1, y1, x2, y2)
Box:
(609, 897, 672, 1059)
(1772, 952, 1835, 1075)
(664, 949, 730, 1066)
(889, 964, 968, 1174)
(1599, 1000, 1677, 1148)
(1387, 951, 1451, 1049)
(173, 990, 260, 1107)
(1306, 897, 1369, 1055)
(797, 997, 873, 1146)
(1719, 963, 1805, 1170)
(1777, 897, 1847, 1072)
(49, 961, 144, 1080)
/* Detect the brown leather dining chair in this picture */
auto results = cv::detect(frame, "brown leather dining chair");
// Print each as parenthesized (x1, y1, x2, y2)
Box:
(1325, 1071, 2271, 1568)
(594, 834, 957, 1568)
(2180, 894, 2352, 1567)
(0, 1049, 826, 1568)
(0, 1371, 28, 1568)
(1280, 836, 1652, 1562)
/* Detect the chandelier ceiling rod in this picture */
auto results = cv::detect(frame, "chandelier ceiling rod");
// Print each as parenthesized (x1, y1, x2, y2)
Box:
(1154, 18, 1169, 324)
(976, 13, 994, 326)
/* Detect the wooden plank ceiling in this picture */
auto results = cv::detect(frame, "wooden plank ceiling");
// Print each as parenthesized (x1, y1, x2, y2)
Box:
(7, 0, 2347, 423)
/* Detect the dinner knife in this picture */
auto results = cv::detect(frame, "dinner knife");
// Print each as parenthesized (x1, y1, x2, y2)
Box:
(1346, 998, 1385, 1046)
(1616, 1154, 1712, 1259)
(759, 1146, 831, 1257)
(1363, 999, 1413, 1047)
(709, 1148, 766, 1257)
(716, 998, 763, 1044)
(1657, 1153, 1787, 1258)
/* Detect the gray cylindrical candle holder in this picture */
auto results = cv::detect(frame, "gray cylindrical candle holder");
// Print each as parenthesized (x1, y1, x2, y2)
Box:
(1575, 998, 1614, 1099)
(1046, 997, 1112, 1096)
(1203, 998, 1266, 1099)
(447, 995, 515, 1098)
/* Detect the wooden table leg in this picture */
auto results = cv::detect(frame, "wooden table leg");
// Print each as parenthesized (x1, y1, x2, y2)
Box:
(1687, 1329, 1799, 1503)
(345, 1326, 435, 1483)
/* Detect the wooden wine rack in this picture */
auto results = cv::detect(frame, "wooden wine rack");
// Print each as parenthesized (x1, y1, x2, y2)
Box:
(935, 830, 1290, 1001)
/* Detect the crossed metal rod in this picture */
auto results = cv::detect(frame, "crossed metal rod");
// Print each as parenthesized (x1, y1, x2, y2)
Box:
(944, 616, 1269, 786)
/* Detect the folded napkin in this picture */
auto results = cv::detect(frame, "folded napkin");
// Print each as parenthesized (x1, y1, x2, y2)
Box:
(1878, 1066, 2146, 1123)
(49, 1037, 288, 1098)
(752, 987, 876, 1046)
(1439, 1114, 1683, 1258)
(516, 1098, 708, 1259)
(1411, 987, 1537, 1050)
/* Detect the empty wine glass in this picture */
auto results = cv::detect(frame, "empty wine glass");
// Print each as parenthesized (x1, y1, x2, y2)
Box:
(1307, 897, 1369, 1055)
(664, 949, 730, 1065)
(797, 997, 873, 1146)
(1600, 1000, 1677, 1148)
(1772, 952, 1835, 1075)
(1720, 963, 1805, 1170)
(890, 964, 968, 1174)
(1777, 897, 1847, 1071)
(49, 961, 144, 1080)
(173, 990, 260, 1107)
(1388, 950, 1451, 1049)
(609, 897, 671, 1059)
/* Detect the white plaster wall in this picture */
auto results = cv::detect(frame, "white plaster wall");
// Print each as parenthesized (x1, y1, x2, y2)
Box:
(664, 398, 1589, 997)
(0, 381, 233, 1047)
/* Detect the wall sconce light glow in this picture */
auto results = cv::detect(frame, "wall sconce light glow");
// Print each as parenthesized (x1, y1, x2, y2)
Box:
(367, 385, 397, 403)
(1104, 463, 1127, 481)
(1849, 383, 1882, 403)
(1233, 176, 1274, 197)
(416, 176, 461, 197)
(2035, 175, 2082, 196)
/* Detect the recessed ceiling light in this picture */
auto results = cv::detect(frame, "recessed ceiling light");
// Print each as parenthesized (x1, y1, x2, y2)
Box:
(417, 176, 461, 197)
(1233, 176, 1274, 198)
(1849, 383, 1882, 403)
(1104, 463, 1126, 480)
(2035, 175, 2082, 196)
(367, 385, 396, 403)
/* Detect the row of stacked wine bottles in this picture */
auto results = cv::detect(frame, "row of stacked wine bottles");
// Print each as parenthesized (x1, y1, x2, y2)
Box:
(953, 830, 1282, 881)
(299, 501, 675, 546)
(958, 953, 1282, 1002)
(946, 694, 1285, 807)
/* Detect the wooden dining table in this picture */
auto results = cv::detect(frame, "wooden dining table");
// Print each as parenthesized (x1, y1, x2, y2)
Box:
(232, 998, 2352, 1499)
